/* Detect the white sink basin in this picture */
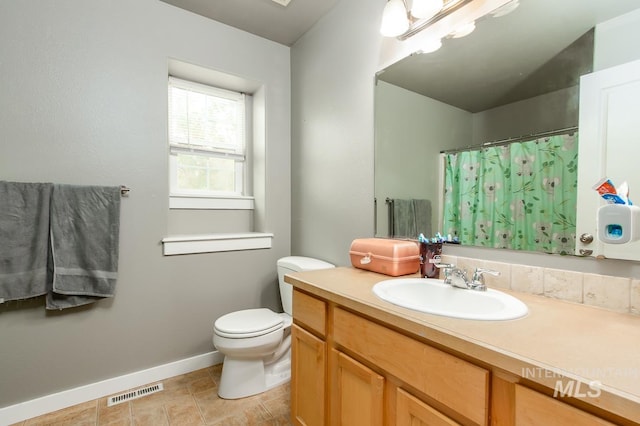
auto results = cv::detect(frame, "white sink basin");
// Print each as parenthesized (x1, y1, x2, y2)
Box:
(372, 278, 528, 320)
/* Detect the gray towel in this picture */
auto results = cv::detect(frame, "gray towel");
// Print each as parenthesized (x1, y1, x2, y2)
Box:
(0, 181, 52, 302)
(392, 199, 415, 238)
(392, 199, 432, 239)
(412, 199, 432, 238)
(47, 184, 121, 310)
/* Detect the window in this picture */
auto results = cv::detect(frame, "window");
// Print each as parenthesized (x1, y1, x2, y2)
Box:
(168, 77, 248, 199)
(162, 62, 272, 254)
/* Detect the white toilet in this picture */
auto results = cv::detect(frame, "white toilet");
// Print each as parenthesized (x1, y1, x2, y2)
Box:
(213, 256, 334, 399)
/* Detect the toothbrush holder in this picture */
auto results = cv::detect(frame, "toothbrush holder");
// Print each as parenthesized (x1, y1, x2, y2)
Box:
(420, 242, 442, 279)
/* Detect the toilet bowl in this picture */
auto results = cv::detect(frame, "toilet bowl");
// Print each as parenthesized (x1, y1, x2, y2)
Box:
(213, 256, 334, 399)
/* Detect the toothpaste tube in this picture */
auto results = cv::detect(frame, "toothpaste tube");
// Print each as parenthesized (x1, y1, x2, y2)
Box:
(601, 193, 627, 204)
(618, 181, 632, 205)
(593, 178, 617, 196)
(593, 178, 633, 205)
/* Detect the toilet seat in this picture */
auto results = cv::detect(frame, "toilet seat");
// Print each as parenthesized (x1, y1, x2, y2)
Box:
(214, 308, 284, 338)
(277, 312, 293, 328)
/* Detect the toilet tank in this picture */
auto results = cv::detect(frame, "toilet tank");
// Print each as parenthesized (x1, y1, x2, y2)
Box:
(277, 256, 334, 316)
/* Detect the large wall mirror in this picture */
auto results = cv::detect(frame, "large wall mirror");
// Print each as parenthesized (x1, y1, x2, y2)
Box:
(374, 0, 640, 258)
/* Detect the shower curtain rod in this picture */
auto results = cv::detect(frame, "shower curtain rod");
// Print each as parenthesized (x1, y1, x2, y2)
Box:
(440, 126, 578, 155)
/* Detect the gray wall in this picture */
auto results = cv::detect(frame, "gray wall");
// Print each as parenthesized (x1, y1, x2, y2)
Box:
(291, 3, 640, 275)
(472, 86, 579, 144)
(374, 81, 472, 237)
(0, 0, 290, 408)
(594, 8, 640, 71)
(291, 0, 383, 265)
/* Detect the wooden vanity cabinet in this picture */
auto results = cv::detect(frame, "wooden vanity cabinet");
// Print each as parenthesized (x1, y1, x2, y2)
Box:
(291, 288, 624, 426)
(332, 306, 488, 425)
(513, 385, 615, 426)
(291, 290, 327, 426)
(291, 289, 487, 425)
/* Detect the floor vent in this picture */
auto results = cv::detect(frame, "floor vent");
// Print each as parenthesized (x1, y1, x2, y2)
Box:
(107, 383, 164, 407)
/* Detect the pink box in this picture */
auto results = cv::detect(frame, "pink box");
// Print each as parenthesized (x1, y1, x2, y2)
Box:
(349, 238, 420, 277)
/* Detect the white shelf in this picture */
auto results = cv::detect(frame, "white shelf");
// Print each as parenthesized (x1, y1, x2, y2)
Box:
(162, 232, 273, 255)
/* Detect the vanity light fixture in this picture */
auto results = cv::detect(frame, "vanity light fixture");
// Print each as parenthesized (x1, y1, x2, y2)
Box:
(411, 0, 445, 20)
(380, 0, 472, 39)
(380, 0, 446, 37)
(381, 0, 520, 41)
(380, 0, 410, 37)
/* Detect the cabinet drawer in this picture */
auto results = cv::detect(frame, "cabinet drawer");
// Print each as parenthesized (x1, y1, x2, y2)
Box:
(333, 307, 489, 425)
(293, 289, 327, 337)
(514, 385, 615, 426)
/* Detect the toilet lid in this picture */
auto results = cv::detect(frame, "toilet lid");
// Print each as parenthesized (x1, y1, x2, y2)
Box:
(214, 308, 284, 338)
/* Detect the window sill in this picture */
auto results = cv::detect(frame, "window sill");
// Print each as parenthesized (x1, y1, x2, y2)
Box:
(169, 195, 254, 210)
(161, 232, 273, 256)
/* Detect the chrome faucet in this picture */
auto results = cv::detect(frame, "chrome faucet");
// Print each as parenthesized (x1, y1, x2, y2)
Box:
(435, 264, 500, 291)
(434, 263, 456, 284)
(470, 268, 501, 291)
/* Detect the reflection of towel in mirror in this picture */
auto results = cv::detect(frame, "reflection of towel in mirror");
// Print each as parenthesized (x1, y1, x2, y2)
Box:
(392, 199, 432, 238)
(0, 181, 52, 302)
(412, 199, 432, 238)
(47, 184, 121, 310)
(392, 199, 413, 238)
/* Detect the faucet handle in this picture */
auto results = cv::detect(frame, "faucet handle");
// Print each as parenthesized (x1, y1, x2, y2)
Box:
(434, 263, 455, 283)
(471, 268, 500, 290)
(472, 268, 500, 279)
(435, 263, 455, 269)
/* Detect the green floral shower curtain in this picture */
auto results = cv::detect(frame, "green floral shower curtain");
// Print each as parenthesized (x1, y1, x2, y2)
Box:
(442, 133, 578, 255)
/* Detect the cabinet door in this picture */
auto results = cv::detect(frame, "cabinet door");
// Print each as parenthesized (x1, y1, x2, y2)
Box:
(577, 59, 640, 259)
(333, 307, 489, 425)
(514, 385, 615, 426)
(396, 387, 461, 426)
(291, 324, 326, 426)
(330, 349, 384, 426)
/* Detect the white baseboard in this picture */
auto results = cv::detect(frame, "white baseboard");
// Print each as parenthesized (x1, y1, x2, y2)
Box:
(0, 350, 224, 425)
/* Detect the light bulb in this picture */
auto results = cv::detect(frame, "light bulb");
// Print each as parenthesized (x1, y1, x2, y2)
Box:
(410, 0, 443, 20)
(380, 0, 410, 37)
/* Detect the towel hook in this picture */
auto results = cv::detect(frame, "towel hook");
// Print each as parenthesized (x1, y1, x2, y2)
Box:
(120, 185, 131, 197)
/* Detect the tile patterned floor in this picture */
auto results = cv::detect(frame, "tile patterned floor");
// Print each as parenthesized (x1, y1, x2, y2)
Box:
(12, 365, 292, 425)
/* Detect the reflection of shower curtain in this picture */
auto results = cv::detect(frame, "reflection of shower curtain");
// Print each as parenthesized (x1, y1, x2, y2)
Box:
(442, 133, 578, 254)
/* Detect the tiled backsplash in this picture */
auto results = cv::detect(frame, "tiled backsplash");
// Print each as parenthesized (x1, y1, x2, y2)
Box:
(441, 255, 640, 316)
